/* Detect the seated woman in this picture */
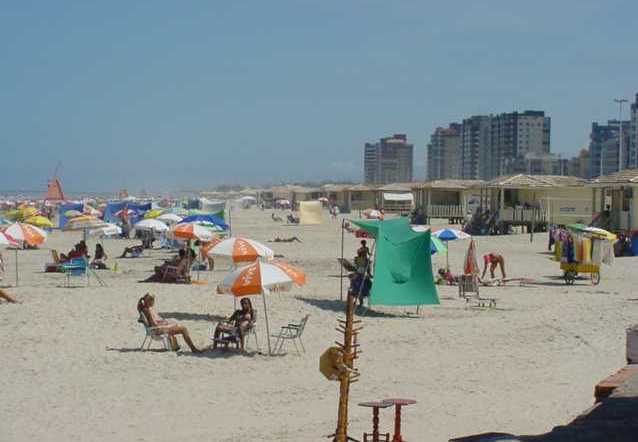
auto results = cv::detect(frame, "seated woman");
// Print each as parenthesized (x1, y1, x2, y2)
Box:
(60, 242, 88, 263)
(137, 293, 201, 352)
(212, 298, 254, 351)
(91, 243, 108, 270)
(120, 242, 145, 258)
(436, 268, 458, 285)
(142, 250, 190, 283)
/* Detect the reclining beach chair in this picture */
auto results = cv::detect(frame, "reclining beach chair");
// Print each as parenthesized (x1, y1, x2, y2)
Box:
(272, 314, 310, 355)
(210, 311, 259, 351)
(44, 250, 64, 273)
(138, 312, 171, 351)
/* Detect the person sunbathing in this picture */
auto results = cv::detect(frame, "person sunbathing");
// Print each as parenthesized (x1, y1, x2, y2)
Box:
(137, 293, 201, 352)
(269, 236, 302, 243)
(481, 252, 506, 280)
(120, 243, 145, 258)
(436, 268, 458, 285)
(212, 297, 254, 351)
(0, 289, 19, 304)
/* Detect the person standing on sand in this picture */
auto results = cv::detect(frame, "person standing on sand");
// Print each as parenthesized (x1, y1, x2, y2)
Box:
(481, 252, 506, 280)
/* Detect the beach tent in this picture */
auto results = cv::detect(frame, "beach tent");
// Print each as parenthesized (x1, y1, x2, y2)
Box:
(299, 201, 323, 225)
(58, 202, 84, 228)
(103, 202, 126, 223)
(201, 198, 226, 214)
(353, 218, 439, 307)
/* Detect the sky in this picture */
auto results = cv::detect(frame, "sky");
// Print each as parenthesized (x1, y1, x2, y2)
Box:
(1, 0, 637, 193)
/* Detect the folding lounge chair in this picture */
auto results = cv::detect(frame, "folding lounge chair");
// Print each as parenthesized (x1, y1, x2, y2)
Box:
(210, 311, 259, 351)
(138, 312, 171, 351)
(44, 250, 64, 273)
(272, 314, 310, 355)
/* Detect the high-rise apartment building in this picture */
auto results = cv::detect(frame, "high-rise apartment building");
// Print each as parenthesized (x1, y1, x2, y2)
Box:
(426, 123, 461, 180)
(568, 149, 590, 178)
(491, 110, 551, 176)
(630, 93, 638, 168)
(589, 120, 631, 178)
(460, 116, 492, 180)
(364, 134, 414, 184)
(452, 110, 551, 180)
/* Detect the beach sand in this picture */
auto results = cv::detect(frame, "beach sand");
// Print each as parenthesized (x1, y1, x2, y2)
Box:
(1, 208, 637, 441)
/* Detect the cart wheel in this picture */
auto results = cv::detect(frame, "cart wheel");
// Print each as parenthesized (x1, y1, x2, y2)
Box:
(591, 272, 600, 285)
(564, 271, 575, 285)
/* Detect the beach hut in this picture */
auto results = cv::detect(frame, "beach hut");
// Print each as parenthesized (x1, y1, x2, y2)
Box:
(483, 174, 593, 230)
(588, 169, 638, 233)
(377, 183, 415, 214)
(414, 179, 484, 223)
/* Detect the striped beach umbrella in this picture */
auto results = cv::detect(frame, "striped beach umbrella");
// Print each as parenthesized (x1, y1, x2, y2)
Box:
(170, 222, 216, 242)
(0, 231, 18, 248)
(217, 260, 306, 355)
(207, 237, 274, 263)
(64, 215, 107, 231)
(5, 222, 48, 246)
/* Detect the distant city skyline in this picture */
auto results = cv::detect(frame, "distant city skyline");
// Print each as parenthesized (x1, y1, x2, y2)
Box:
(1, 1, 637, 192)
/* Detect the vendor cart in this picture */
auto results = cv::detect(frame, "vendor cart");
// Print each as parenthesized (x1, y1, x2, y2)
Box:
(560, 262, 600, 285)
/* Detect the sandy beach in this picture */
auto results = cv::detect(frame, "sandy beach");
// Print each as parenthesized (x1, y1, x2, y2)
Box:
(1, 208, 637, 441)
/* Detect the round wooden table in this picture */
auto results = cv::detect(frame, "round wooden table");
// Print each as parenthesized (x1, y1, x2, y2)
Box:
(358, 401, 393, 441)
(382, 398, 417, 442)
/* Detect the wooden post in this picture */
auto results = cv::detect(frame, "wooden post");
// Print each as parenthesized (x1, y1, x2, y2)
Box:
(334, 293, 361, 442)
(340, 219, 345, 301)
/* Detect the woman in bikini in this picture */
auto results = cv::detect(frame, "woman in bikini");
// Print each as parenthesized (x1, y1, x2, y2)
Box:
(137, 293, 202, 352)
(481, 252, 506, 280)
(212, 298, 254, 351)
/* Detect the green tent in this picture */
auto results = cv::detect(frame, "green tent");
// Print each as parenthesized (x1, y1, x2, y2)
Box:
(353, 218, 439, 306)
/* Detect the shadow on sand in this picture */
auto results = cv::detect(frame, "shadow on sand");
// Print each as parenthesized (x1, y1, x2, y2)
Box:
(296, 296, 421, 319)
(161, 311, 225, 322)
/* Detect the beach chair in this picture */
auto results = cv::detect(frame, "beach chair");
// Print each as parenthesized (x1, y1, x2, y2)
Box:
(210, 311, 259, 351)
(61, 257, 89, 287)
(459, 275, 496, 308)
(44, 250, 64, 273)
(272, 314, 310, 355)
(138, 312, 171, 351)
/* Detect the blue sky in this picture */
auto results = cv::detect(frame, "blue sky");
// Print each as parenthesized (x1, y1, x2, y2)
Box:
(1, 1, 637, 192)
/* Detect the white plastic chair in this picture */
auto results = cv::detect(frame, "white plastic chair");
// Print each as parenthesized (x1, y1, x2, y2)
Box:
(138, 313, 170, 351)
(272, 314, 310, 355)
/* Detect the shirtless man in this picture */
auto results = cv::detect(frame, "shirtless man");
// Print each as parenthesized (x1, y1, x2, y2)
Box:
(481, 252, 506, 280)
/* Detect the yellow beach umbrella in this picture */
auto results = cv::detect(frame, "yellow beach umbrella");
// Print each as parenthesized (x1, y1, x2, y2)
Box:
(144, 209, 163, 219)
(25, 216, 54, 228)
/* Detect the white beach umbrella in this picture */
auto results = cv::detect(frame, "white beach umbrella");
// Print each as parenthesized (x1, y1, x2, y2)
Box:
(89, 223, 122, 237)
(134, 219, 169, 232)
(156, 213, 183, 224)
